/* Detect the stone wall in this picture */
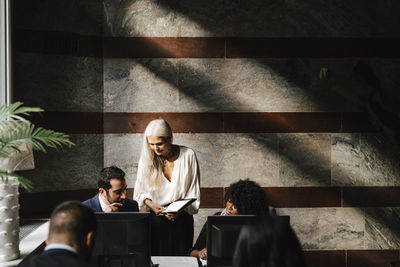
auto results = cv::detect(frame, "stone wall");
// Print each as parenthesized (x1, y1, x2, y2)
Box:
(13, 0, 104, 191)
(13, 0, 400, 266)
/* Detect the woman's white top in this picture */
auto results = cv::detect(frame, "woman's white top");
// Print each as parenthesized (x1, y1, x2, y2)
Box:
(134, 146, 200, 215)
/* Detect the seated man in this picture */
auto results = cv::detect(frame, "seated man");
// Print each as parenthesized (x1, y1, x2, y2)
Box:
(190, 179, 272, 260)
(18, 201, 97, 267)
(83, 166, 138, 212)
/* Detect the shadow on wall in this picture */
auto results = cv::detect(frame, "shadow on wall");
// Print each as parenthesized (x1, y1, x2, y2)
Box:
(104, 1, 400, 248)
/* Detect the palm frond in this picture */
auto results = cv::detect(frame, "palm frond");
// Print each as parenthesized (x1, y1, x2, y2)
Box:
(0, 170, 33, 191)
(0, 123, 74, 155)
(0, 102, 73, 190)
(0, 102, 43, 131)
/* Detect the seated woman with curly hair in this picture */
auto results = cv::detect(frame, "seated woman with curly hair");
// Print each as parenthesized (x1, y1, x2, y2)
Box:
(189, 179, 272, 260)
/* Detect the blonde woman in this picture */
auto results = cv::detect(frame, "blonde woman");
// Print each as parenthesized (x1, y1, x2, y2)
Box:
(134, 119, 200, 256)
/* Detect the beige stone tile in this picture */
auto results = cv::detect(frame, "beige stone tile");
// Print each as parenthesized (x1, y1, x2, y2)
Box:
(279, 134, 331, 186)
(193, 208, 222, 246)
(104, 134, 143, 187)
(15, 53, 103, 112)
(176, 134, 279, 187)
(278, 208, 364, 250)
(364, 208, 400, 249)
(177, 59, 318, 112)
(25, 134, 103, 192)
(331, 133, 361, 185)
(15, 0, 102, 35)
(359, 133, 400, 186)
(104, 59, 180, 112)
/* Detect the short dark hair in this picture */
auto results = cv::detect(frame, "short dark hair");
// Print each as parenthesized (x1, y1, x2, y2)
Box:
(224, 179, 270, 216)
(49, 201, 97, 244)
(97, 166, 125, 190)
(233, 215, 306, 267)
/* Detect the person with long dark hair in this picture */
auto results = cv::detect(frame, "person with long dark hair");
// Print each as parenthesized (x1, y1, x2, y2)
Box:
(233, 215, 306, 267)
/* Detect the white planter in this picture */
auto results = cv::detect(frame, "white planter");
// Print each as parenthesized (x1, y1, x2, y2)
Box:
(0, 178, 20, 262)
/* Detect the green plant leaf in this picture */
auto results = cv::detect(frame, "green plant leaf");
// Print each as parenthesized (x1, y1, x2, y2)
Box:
(0, 102, 74, 190)
(0, 170, 34, 191)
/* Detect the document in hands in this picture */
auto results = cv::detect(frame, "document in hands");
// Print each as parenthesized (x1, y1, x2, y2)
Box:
(161, 198, 196, 214)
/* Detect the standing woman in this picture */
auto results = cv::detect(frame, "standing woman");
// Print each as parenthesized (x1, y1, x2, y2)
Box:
(134, 119, 200, 256)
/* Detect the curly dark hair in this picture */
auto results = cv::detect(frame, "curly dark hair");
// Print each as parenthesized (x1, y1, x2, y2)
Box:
(224, 179, 269, 216)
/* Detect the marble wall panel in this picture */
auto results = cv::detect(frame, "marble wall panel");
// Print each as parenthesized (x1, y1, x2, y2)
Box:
(103, 0, 399, 37)
(104, 58, 179, 112)
(105, 133, 279, 188)
(177, 59, 320, 112)
(105, 58, 365, 112)
(331, 133, 361, 185)
(104, 134, 142, 188)
(193, 208, 221, 246)
(368, 59, 400, 117)
(20, 134, 103, 193)
(14, 53, 103, 112)
(14, 0, 103, 35)
(359, 134, 400, 186)
(278, 208, 364, 250)
(364, 208, 400, 249)
(178, 133, 279, 187)
(194, 207, 400, 250)
(279, 134, 331, 186)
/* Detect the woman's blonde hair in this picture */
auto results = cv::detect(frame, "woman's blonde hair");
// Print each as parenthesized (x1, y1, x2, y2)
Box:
(138, 119, 173, 189)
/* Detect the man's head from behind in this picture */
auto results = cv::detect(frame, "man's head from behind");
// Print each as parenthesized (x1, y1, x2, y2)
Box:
(97, 166, 127, 204)
(47, 201, 97, 260)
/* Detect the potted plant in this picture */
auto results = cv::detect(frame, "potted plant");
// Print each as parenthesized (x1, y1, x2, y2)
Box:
(0, 102, 74, 262)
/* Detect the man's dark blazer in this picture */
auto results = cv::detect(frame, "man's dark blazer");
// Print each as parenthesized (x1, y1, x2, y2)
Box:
(82, 193, 139, 212)
(17, 249, 87, 267)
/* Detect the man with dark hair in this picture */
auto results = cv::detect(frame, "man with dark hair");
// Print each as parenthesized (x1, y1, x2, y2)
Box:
(18, 201, 97, 267)
(83, 166, 138, 212)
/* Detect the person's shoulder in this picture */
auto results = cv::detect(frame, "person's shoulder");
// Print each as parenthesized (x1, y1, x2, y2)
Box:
(82, 194, 102, 212)
(179, 146, 197, 157)
(19, 249, 83, 267)
(82, 194, 98, 206)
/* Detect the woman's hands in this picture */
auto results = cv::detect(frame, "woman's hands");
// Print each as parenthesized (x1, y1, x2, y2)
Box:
(145, 199, 180, 221)
(145, 198, 165, 215)
(190, 248, 207, 259)
(164, 213, 178, 221)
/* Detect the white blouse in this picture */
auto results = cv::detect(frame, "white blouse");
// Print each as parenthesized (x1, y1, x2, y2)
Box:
(134, 146, 200, 215)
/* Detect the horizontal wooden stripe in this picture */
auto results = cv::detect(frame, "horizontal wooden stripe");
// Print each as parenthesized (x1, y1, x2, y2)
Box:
(226, 38, 400, 58)
(347, 250, 400, 267)
(103, 112, 224, 134)
(25, 111, 376, 134)
(30, 111, 375, 134)
(103, 37, 225, 58)
(104, 112, 375, 134)
(304, 250, 400, 267)
(19, 188, 134, 218)
(264, 187, 341, 208)
(303, 250, 346, 267)
(199, 188, 224, 208)
(30, 112, 103, 134)
(343, 187, 400, 207)
(15, 30, 400, 58)
(14, 29, 102, 57)
(19, 189, 98, 217)
(20, 186, 400, 218)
